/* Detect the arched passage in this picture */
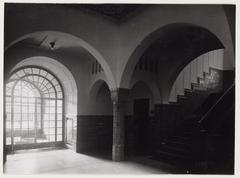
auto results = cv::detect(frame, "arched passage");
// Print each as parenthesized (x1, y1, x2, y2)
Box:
(130, 79, 161, 104)
(76, 79, 113, 154)
(4, 29, 116, 155)
(88, 79, 113, 115)
(121, 23, 225, 103)
(5, 31, 116, 90)
(120, 23, 224, 88)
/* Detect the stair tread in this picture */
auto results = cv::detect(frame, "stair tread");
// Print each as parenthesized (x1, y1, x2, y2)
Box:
(156, 150, 190, 159)
(169, 102, 180, 105)
(161, 144, 190, 154)
(172, 135, 190, 140)
(177, 95, 187, 99)
(164, 139, 191, 146)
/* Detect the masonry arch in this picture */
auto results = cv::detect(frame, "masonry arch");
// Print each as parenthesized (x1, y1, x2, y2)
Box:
(130, 79, 161, 104)
(9, 56, 78, 117)
(88, 79, 113, 114)
(89, 79, 111, 104)
(78, 79, 113, 153)
(89, 74, 110, 97)
(120, 23, 225, 103)
(5, 31, 116, 90)
(118, 5, 234, 89)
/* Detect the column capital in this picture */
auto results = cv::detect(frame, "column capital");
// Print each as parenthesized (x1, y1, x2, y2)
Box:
(110, 88, 130, 103)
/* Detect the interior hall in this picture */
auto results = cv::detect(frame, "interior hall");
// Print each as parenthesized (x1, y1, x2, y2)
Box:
(3, 3, 235, 174)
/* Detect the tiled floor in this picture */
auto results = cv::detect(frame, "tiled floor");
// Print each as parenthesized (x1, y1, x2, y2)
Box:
(4, 147, 177, 174)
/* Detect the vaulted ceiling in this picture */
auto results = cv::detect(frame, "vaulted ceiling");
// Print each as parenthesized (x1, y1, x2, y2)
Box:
(66, 4, 145, 21)
(5, 3, 146, 23)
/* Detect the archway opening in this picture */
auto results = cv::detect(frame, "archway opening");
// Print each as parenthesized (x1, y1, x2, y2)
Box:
(121, 23, 231, 164)
(5, 66, 64, 152)
(120, 23, 224, 93)
(75, 80, 113, 159)
(121, 23, 234, 172)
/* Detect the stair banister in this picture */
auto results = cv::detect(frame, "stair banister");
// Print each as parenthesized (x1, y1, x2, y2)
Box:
(211, 105, 234, 134)
(198, 83, 235, 124)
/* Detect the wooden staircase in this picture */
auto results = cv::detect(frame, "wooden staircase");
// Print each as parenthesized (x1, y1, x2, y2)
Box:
(153, 83, 234, 174)
(169, 49, 224, 106)
(154, 116, 195, 170)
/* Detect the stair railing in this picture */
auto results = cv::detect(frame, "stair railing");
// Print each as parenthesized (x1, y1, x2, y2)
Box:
(210, 104, 234, 134)
(198, 83, 235, 124)
(191, 83, 234, 172)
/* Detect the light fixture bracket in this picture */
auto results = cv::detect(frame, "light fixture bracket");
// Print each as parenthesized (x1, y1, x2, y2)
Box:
(50, 41, 55, 50)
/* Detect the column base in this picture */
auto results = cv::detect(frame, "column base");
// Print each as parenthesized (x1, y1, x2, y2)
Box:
(112, 144, 125, 161)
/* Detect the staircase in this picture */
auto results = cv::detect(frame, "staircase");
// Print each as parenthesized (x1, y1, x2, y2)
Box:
(154, 83, 234, 174)
(154, 115, 196, 169)
(169, 49, 224, 108)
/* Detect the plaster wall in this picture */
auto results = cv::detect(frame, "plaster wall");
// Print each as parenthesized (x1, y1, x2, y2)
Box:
(4, 44, 105, 116)
(5, 5, 234, 90)
(119, 5, 234, 88)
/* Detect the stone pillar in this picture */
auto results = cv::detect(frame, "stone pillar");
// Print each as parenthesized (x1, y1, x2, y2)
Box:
(111, 88, 129, 161)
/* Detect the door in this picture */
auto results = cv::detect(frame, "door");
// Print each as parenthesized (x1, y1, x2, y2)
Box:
(5, 67, 64, 151)
(133, 98, 150, 154)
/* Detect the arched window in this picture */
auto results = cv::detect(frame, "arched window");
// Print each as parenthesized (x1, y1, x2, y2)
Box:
(5, 66, 64, 151)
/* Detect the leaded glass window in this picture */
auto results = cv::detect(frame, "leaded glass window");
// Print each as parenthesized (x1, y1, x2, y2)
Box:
(5, 67, 64, 150)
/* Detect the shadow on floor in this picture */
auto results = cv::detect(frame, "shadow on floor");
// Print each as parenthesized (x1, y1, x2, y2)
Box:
(79, 151, 186, 174)
(7, 146, 67, 155)
(79, 151, 112, 161)
(127, 155, 190, 174)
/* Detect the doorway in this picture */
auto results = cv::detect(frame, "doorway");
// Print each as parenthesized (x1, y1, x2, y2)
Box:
(5, 67, 64, 152)
(133, 98, 150, 154)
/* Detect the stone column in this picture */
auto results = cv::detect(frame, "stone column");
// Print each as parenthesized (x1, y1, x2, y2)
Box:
(111, 88, 129, 161)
